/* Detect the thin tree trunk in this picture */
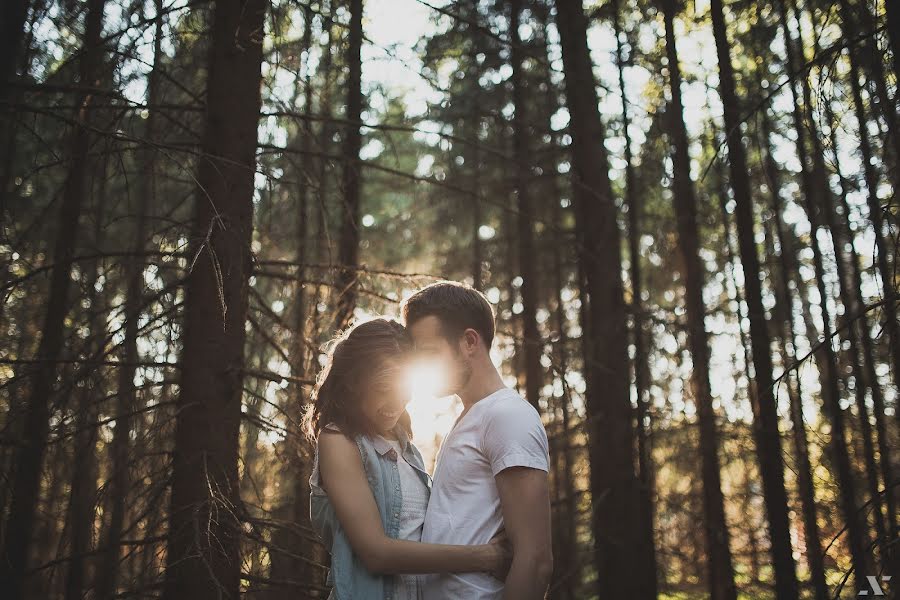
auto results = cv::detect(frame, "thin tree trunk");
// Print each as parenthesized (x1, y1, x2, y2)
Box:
(0, 0, 30, 218)
(0, 0, 29, 103)
(554, 0, 642, 595)
(758, 105, 829, 600)
(662, 3, 737, 598)
(819, 69, 898, 581)
(95, 2, 162, 595)
(851, 0, 900, 186)
(0, 1, 106, 597)
(612, 0, 657, 594)
(334, 0, 363, 331)
(312, 1, 336, 340)
(887, 0, 900, 86)
(269, 5, 321, 591)
(160, 0, 266, 597)
(708, 1, 799, 595)
(836, 2, 900, 562)
(535, 4, 577, 592)
(509, 0, 541, 411)
(838, 0, 900, 408)
(64, 156, 109, 600)
(776, 0, 869, 588)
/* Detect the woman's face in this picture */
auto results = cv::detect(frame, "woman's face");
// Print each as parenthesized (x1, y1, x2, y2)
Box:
(359, 357, 410, 435)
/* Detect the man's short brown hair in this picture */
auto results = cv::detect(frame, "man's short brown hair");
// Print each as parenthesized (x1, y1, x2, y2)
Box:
(400, 281, 496, 348)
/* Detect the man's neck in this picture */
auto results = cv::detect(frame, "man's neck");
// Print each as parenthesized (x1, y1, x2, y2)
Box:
(456, 358, 506, 409)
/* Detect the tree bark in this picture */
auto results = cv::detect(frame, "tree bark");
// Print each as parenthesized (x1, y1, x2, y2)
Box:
(708, 0, 799, 596)
(334, 0, 364, 331)
(0, 1, 106, 597)
(554, 0, 643, 595)
(268, 5, 323, 592)
(758, 105, 829, 600)
(613, 0, 658, 594)
(775, 0, 869, 588)
(96, 2, 162, 596)
(836, 0, 900, 576)
(509, 0, 542, 411)
(161, 0, 266, 597)
(887, 0, 900, 86)
(662, 3, 737, 598)
(64, 157, 110, 600)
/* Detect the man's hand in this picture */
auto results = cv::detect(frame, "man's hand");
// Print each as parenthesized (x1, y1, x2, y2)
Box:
(495, 466, 553, 600)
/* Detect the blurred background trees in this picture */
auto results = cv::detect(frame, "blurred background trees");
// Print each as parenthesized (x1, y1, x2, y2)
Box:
(0, 0, 897, 598)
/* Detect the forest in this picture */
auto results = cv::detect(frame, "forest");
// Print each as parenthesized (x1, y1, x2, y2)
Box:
(0, 0, 898, 598)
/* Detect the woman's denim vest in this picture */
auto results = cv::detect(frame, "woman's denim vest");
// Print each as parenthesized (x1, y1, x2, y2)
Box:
(309, 423, 432, 600)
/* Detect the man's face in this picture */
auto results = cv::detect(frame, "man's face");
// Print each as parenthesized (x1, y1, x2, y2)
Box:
(408, 315, 472, 397)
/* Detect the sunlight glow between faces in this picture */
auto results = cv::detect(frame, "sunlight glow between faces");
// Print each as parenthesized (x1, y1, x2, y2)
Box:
(404, 361, 461, 470)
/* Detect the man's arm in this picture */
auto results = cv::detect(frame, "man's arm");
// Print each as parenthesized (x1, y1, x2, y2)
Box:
(495, 465, 553, 599)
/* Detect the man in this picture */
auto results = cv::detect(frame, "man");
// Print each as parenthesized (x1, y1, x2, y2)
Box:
(401, 281, 553, 599)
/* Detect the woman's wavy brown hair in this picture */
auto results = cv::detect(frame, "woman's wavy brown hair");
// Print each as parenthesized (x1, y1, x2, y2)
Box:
(302, 317, 414, 442)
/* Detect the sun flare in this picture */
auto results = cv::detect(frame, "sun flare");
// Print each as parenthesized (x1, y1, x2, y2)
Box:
(403, 361, 461, 470)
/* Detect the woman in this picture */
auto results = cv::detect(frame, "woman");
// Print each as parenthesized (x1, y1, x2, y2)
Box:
(302, 317, 509, 600)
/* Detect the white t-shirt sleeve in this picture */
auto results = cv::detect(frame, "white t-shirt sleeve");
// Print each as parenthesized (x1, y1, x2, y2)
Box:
(481, 395, 550, 476)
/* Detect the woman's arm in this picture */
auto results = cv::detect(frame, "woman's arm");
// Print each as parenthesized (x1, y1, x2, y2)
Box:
(318, 431, 507, 575)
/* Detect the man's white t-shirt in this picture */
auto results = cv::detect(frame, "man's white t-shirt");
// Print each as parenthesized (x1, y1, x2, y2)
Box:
(421, 387, 550, 599)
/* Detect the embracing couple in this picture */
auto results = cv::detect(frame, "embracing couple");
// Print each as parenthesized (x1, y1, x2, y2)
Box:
(302, 281, 553, 599)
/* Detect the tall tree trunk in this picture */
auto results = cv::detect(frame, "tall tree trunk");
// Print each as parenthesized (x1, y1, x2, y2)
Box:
(554, 1, 642, 596)
(0, 0, 30, 218)
(851, 0, 900, 187)
(535, 4, 577, 592)
(662, 3, 737, 598)
(334, 0, 363, 331)
(509, 0, 541, 411)
(819, 71, 898, 581)
(64, 157, 109, 600)
(95, 2, 162, 595)
(0, 0, 29, 103)
(775, 0, 869, 588)
(887, 0, 900, 86)
(838, 0, 900, 398)
(708, 0, 799, 596)
(550, 205, 577, 600)
(160, 0, 266, 597)
(0, 1, 107, 597)
(312, 1, 336, 340)
(758, 106, 829, 600)
(466, 0, 484, 291)
(612, 0, 658, 594)
(836, 0, 900, 576)
(269, 5, 322, 592)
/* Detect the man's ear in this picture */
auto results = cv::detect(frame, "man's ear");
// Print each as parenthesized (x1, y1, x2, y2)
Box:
(462, 328, 480, 353)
